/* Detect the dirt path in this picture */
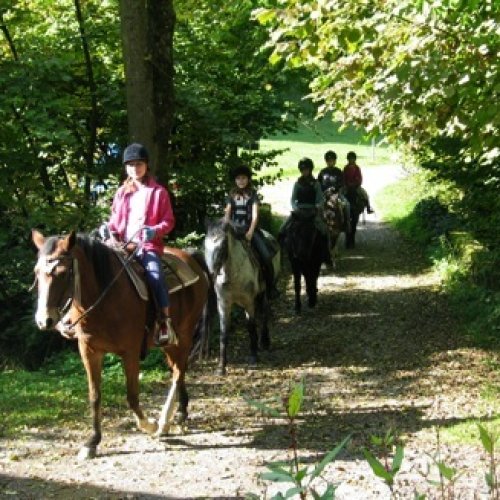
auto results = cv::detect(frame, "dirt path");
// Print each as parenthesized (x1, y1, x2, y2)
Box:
(1, 166, 498, 499)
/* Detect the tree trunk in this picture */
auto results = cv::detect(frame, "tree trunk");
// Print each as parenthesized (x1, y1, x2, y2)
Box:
(119, 0, 175, 183)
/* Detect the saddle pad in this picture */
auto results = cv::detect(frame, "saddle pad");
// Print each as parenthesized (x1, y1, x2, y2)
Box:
(162, 251, 200, 293)
(114, 252, 149, 301)
(114, 250, 200, 300)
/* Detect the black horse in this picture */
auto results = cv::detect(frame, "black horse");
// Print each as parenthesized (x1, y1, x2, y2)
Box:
(282, 209, 326, 313)
(344, 188, 366, 249)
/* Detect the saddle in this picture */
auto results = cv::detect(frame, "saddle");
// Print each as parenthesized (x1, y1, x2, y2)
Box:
(114, 250, 199, 301)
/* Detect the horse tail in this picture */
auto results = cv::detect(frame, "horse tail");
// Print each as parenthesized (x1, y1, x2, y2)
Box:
(187, 249, 216, 363)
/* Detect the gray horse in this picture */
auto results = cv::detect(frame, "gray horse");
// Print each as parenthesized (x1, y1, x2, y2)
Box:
(204, 219, 280, 375)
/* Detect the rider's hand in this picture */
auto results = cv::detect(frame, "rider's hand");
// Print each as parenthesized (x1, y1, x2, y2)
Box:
(142, 227, 156, 242)
(98, 223, 110, 241)
(245, 230, 254, 241)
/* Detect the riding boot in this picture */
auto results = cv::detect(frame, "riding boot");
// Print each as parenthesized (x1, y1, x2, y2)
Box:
(155, 314, 177, 346)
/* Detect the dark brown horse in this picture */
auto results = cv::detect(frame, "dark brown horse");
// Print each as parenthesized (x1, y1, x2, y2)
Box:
(282, 210, 325, 313)
(344, 188, 365, 249)
(32, 230, 211, 459)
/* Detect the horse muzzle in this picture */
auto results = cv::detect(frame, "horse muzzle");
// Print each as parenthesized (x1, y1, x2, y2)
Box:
(35, 308, 60, 331)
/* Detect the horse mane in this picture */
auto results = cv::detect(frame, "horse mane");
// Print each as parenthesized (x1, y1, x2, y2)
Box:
(75, 233, 117, 292)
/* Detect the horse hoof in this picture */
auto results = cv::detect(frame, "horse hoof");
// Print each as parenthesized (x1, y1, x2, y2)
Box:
(77, 446, 96, 460)
(138, 417, 158, 435)
(216, 366, 226, 376)
(248, 356, 258, 367)
(156, 425, 171, 439)
(174, 411, 188, 424)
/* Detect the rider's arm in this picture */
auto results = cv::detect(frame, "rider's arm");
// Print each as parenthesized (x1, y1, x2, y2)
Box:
(246, 201, 259, 241)
(146, 186, 175, 237)
(223, 201, 232, 222)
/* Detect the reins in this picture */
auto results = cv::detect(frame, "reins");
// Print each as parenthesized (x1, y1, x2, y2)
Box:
(66, 243, 140, 330)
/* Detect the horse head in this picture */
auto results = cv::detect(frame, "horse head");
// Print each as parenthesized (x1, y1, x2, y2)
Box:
(32, 230, 77, 330)
(204, 219, 230, 277)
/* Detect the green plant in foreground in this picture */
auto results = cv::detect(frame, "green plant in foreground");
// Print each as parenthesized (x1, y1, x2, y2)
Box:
(478, 423, 499, 498)
(363, 428, 404, 495)
(420, 424, 461, 500)
(245, 379, 350, 499)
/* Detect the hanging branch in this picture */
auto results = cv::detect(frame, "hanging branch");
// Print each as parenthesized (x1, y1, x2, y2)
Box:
(74, 0, 99, 201)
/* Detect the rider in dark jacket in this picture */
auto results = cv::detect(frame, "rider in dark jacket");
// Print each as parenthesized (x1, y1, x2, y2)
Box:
(318, 150, 344, 193)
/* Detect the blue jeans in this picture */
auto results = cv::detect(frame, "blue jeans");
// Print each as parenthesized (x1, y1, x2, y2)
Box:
(137, 251, 169, 309)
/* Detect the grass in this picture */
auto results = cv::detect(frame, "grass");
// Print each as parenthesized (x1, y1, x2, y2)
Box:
(259, 116, 397, 179)
(0, 351, 166, 437)
(374, 170, 431, 243)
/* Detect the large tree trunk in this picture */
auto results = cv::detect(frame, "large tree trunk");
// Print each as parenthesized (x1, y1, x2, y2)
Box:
(119, 0, 175, 183)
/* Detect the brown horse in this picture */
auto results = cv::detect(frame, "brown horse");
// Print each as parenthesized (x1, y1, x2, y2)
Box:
(32, 229, 211, 459)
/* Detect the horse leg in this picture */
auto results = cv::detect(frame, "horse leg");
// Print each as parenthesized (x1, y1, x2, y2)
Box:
(350, 212, 360, 248)
(258, 294, 270, 351)
(122, 354, 158, 435)
(305, 269, 318, 309)
(246, 313, 259, 367)
(292, 264, 302, 313)
(176, 379, 189, 424)
(156, 355, 189, 435)
(330, 232, 340, 270)
(217, 298, 231, 376)
(77, 344, 103, 460)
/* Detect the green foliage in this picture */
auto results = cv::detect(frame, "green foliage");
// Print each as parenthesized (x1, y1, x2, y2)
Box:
(246, 379, 350, 499)
(170, 0, 306, 234)
(254, 0, 499, 164)
(363, 429, 404, 491)
(477, 423, 499, 495)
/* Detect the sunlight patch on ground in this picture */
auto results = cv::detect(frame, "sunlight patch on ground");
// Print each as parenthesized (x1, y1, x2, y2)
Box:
(317, 271, 440, 292)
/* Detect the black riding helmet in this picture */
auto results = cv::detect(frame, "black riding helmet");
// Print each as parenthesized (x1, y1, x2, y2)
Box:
(324, 150, 337, 161)
(123, 143, 149, 164)
(230, 165, 252, 180)
(298, 157, 314, 172)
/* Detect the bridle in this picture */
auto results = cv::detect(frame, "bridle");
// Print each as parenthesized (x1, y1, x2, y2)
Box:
(32, 253, 75, 318)
(33, 234, 141, 333)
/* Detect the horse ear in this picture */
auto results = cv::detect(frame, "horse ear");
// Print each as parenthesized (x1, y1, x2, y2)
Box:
(32, 229, 45, 250)
(61, 231, 77, 252)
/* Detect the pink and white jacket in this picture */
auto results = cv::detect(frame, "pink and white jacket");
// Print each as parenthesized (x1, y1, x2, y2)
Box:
(108, 177, 175, 255)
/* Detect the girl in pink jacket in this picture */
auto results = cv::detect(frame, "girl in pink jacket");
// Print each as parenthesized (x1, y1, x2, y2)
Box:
(107, 143, 175, 346)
